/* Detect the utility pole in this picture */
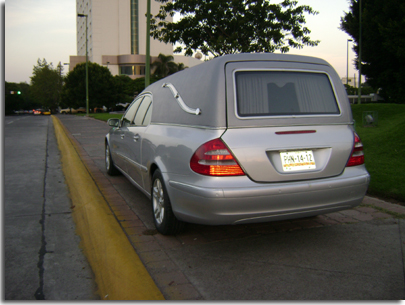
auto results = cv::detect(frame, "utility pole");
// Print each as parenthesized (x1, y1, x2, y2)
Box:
(78, 13, 89, 115)
(346, 39, 353, 86)
(357, 0, 362, 104)
(145, 0, 151, 88)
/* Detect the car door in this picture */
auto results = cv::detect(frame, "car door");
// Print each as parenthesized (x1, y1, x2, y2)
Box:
(125, 95, 152, 188)
(111, 96, 143, 173)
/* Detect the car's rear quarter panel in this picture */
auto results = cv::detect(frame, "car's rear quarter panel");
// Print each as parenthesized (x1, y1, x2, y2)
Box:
(141, 125, 225, 195)
(132, 53, 370, 225)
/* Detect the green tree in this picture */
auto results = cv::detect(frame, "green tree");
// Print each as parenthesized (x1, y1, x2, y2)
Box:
(151, 0, 319, 57)
(344, 83, 375, 95)
(113, 75, 137, 107)
(62, 62, 115, 110)
(176, 62, 188, 72)
(6, 82, 24, 114)
(340, 0, 405, 103)
(133, 76, 162, 96)
(151, 53, 179, 78)
(30, 59, 63, 111)
(5, 82, 39, 114)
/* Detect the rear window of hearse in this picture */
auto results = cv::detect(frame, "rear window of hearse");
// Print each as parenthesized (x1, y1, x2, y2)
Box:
(235, 71, 340, 117)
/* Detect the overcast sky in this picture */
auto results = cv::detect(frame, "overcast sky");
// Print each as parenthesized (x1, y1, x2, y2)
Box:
(5, 0, 357, 84)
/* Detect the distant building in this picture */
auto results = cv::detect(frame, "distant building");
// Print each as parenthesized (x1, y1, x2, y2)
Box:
(341, 76, 357, 88)
(68, 0, 202, 79)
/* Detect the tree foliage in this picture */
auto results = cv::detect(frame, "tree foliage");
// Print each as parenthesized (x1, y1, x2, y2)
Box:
(30, 59, 63, 111)
(62, 60, 187, 111)
(341, 0, 405, 103)
(62, 62, 115, 109)
(5, 82, 38, 114)
(133, 76, 162, 95)
(151, 0, 319, 57)
(113, 75, 137, 106)
(151, 53, 185, 78)
(344, 83, 375, 95)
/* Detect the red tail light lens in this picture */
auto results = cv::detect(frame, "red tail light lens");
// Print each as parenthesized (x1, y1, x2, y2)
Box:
(190, 138, 245, 176)
(346, 133, 365, 167)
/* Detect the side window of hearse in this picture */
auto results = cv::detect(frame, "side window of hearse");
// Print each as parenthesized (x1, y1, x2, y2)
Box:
(122, 97, 143, 127)
(142, 104, 152, 126)
(134, 96, 152, 126)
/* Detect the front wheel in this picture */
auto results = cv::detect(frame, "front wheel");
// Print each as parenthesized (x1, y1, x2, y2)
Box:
(151, 170, 185, 235)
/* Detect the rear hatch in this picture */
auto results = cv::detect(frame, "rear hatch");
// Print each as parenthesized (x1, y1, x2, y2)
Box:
(222, 60, 354, 183)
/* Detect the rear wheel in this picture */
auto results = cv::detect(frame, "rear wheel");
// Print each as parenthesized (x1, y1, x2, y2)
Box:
(105, 142, 120, 176)
(151, 170, 184, 235)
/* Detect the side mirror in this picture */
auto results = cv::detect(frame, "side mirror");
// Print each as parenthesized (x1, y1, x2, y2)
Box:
(107, 118, 120, 127)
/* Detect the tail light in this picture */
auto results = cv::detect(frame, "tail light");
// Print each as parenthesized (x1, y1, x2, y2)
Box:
(190, 138, 245, 176)
(346, 133, 365, 167)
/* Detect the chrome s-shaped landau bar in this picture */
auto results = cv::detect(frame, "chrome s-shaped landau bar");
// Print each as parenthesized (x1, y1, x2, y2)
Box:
(162, 83, 201, 115)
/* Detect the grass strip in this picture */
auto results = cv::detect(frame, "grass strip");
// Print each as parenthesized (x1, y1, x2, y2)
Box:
(351, 104, 405, 202)
(76, 113, 123, 121)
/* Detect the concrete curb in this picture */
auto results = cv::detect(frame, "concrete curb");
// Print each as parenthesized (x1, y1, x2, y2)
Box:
(52, 115, 164, 300)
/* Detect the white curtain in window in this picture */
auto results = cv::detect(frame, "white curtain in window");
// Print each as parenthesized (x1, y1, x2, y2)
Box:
(235, 71, 338, 116)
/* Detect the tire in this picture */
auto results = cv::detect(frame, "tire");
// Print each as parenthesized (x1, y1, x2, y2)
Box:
(151, 170, 185, 235)
(105, 142, 120, 176)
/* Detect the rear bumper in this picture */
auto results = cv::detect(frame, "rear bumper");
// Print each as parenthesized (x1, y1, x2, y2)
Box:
(166, 168, 370, 225)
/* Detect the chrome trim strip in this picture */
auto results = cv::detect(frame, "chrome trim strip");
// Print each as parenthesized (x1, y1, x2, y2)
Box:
(162, 83, 201, 115)
(151, 122, 226, 130)
(118, 153, 148, 173)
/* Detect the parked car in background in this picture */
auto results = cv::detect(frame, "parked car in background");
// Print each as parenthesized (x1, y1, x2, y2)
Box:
(60, 107, 86, 114)
(94, 106, 107, 113)
(14, 110, 33, 114)
(34, 109, 50, 115)
(105, 53, 370, 235)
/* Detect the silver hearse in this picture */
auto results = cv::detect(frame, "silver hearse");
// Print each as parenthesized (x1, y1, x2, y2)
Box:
(105, 53, 370, 235)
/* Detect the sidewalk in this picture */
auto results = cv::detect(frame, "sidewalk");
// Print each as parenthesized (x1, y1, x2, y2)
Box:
(55, 114, 405, 300)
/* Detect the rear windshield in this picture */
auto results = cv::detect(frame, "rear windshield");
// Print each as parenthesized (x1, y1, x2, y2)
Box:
(235, 71, 340, 117)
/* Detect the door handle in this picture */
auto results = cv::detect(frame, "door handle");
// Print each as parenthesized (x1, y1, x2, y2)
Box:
(133, 135, 140, 142)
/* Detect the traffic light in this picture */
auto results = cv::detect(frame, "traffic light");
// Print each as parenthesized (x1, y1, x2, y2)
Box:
(17, 91, 21, 95)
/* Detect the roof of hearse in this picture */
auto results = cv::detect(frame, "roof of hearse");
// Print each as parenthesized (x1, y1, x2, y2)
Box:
(144, 53, 346, 128)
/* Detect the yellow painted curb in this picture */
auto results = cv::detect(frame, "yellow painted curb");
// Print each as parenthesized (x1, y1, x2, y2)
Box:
(52, 115, 164, 300)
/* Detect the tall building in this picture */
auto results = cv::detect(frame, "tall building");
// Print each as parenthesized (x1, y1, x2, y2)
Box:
(68, 0, 202, 78)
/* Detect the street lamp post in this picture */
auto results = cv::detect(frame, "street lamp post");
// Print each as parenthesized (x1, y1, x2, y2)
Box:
(346, 39, 353, 86)
(78, 13, 89, 116)
(145, 0, 151, 88)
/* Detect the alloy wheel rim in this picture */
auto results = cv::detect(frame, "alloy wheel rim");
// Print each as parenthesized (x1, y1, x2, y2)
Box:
(153, 179, 165, 225)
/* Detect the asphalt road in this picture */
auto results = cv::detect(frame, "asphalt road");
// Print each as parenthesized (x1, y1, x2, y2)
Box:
(5, 114, 405, 300)
(4, 115, 98, 300)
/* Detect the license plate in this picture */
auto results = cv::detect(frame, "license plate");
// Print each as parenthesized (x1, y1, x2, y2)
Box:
(280, 150, 316, 172)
